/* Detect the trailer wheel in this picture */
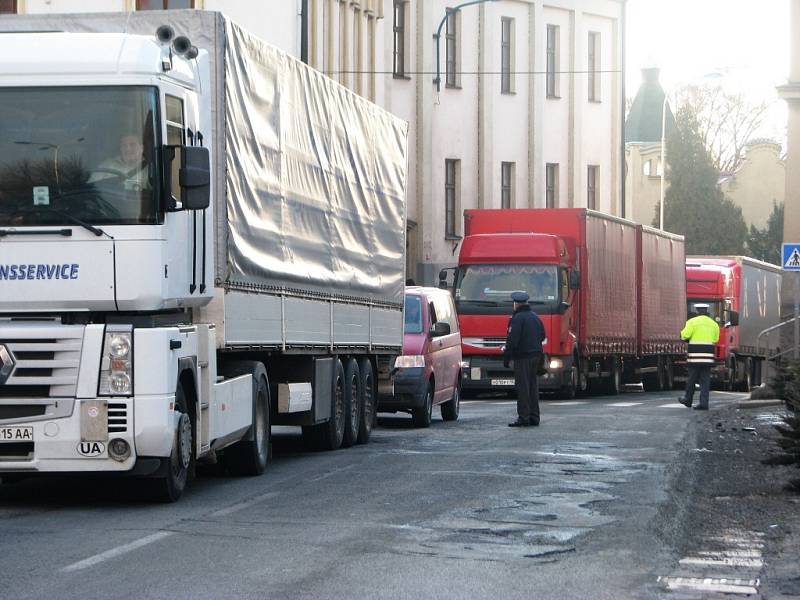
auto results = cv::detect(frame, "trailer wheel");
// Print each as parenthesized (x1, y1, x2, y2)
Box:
(305, 358, 346, 451)
(342, 359, 362, 448)
(441, 380, 460, 421)
(412, 383, 433, 428)
(357, 358, 375, 444)
(642, 358, 665, 392)
(663, 359, 675, 390)
(222, 361, 271, 476)
(605, 359, 622, 396)
(738, 359, 753, 392)
(151, 381, 192, 503)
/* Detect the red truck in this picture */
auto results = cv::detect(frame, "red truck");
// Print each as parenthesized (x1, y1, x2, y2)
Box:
(684, 256, 782, 390)
(446, 209, 686, 397)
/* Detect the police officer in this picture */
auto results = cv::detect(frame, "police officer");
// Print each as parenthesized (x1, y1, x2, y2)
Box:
(504, 291, 546, 427)
(679, 303, 720, 410)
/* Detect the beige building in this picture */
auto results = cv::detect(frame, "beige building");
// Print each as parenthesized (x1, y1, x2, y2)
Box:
(0, 0, 625, 285)
(623, 67, 674, 226)
(719, 140, 785, 230)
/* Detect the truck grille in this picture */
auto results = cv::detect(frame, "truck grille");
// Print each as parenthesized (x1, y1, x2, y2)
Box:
(108, 402, 128, 433)
(0, 323, 84, 398)
(463, 337, 506, 349)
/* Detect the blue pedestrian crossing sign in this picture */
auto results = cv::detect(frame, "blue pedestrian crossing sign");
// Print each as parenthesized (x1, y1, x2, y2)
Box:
(783, 243, 800, 270)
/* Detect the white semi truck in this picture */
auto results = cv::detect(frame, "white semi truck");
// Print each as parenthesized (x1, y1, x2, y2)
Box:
(0, 11, 408, 501)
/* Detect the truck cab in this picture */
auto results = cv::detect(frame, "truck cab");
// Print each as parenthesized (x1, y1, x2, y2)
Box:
(452, 231, 579, 397)
(0, 30, 220, 499)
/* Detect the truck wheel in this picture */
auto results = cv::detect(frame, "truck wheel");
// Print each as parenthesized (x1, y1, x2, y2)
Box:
(441, 381, 460, 421)
(223, 362, 271, 476)
(342, 359, 362, 448)
(357, 358, 375, 444)
(605, 359, 621, 396)
(738, 359, 752, 392)
(557, 364, 578, 399)
(412, 383, 433, 428)
(305, 359, 346, 451)
(664, 360, 675, 390)
(151, 382, 192, 503)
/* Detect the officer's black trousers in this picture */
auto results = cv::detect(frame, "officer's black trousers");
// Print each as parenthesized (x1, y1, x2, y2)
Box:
(514, 353, 541, 423)
(684, 363, 711, 408)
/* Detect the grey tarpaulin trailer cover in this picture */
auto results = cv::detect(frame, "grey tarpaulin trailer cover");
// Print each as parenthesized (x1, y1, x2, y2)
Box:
(0, 10, 409, 351)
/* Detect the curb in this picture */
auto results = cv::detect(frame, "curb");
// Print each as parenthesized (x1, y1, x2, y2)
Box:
(736, 399, 785, 409)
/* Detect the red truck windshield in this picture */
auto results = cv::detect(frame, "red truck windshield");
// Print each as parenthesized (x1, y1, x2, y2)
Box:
(454, 264, 560, 314)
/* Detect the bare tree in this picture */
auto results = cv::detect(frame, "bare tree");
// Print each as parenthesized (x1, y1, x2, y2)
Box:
(674, 84, 772, 174)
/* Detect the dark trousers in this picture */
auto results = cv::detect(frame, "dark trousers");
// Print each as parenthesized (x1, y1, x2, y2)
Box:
(514, 354, 541, 423)
(684, 363, 711, 408)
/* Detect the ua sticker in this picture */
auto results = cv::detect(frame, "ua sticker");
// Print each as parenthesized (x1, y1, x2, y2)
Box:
(77, 441, 105, 457)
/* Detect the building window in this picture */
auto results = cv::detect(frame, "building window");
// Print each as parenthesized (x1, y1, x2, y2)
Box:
(137, 0, 194, 8)
(546, 163, 559, 208)
(0, 0, 16, 14)
(546, 24, 559, 98)
(588, 31, 601, 102)
(587, 165, 598, 210)
(501, 17, 514, 94)
(501, 162, 514, 208)
(445, 159, 461, 238)
(445, 8, 460, 88)
(393, 0, 408, 78)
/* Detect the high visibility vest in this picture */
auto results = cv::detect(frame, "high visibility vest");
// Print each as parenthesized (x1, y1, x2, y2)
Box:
(681, 315, 720, 364)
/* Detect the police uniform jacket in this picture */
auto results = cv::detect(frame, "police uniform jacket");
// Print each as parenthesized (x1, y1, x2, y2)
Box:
(504, 304, 545, 362)
(680, 314, 720, 364)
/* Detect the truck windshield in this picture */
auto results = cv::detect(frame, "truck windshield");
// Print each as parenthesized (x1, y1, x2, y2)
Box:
(687, 300, 723, 321)
(454, 264, 560, 314)
(0, 86, 161, 227)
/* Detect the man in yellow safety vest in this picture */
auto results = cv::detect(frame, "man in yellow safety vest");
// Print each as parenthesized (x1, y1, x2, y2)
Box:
(678, 303, 720, 410)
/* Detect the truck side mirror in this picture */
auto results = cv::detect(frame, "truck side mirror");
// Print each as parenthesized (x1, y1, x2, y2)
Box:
(569, 271, 580, 289)
(727, 310, 739, 327)
(163, 145, 210, 211)
(558, 301, 571, 314)
(438, 267, 455, 290)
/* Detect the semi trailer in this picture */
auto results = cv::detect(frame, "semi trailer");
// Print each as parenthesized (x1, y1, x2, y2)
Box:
(0, 11, 408, 501)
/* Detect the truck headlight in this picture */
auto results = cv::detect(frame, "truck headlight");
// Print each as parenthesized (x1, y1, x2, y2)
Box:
(394, 355, 425, 369)
(548, 358, 564, 370)
(99, 326, 133, 396)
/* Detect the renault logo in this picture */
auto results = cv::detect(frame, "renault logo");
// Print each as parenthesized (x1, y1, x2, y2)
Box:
(0, 344, 14, 385)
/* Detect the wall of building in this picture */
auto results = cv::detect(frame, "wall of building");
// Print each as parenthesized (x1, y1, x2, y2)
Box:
(720, 142, 785, 230)
(625, 143, 663, 226)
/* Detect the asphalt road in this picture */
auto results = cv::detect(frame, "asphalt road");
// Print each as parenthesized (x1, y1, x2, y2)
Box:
(0, 388, 753, 600)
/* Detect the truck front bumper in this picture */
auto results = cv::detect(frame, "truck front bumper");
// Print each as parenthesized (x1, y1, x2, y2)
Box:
(0, 394, 175, 474)
(462, 355, 570, 392)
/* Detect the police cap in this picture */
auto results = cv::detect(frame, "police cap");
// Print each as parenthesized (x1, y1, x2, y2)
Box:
(511, 291, 529, 303)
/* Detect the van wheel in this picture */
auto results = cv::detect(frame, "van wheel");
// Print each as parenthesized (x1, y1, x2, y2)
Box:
(357, 358, 375, 444)
(151, 382, 192, 503)
(441, 381, 460, 421)
(304, 358, 346, 451)
(342, 359, 362, 448)
(412, 383, 433, 428)
(223, 361, 271, 476)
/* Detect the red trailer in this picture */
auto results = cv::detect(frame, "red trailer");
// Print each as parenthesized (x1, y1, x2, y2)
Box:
(638, 226, 687, 390)
(450, 208, 686, 397)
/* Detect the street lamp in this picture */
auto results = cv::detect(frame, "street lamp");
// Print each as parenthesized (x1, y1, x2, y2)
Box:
(433, 0, 500, 92)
